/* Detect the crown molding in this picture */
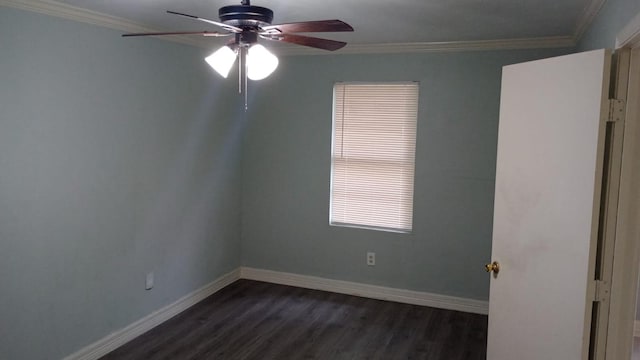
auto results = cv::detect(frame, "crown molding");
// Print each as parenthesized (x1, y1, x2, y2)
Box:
(616, 11, 640, 49)
(2, 0, 576, 55)
(273, 36, 576, 56)
(0, 0, 205, 48)
(573, 0, 607, 41)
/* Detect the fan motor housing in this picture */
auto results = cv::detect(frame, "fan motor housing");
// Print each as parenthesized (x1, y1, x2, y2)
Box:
(219, 5, 273, 27)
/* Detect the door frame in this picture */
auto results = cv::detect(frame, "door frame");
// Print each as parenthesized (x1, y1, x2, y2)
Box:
(605, 15, 640, 359)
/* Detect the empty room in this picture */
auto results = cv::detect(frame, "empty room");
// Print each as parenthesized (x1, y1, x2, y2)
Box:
(2, 0, 640, 359)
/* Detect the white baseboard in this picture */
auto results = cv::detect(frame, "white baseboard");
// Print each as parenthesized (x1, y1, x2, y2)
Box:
(63, 268, 240, 360)
(64, 266, 488, 359)
(239, 267, 489, 315)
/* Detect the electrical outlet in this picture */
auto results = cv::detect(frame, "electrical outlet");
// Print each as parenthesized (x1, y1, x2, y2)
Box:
(367, 252, 376, 266)
(145, 272, 154, 290)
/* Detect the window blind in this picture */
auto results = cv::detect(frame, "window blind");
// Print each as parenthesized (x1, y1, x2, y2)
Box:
(330, 82, 418, 232)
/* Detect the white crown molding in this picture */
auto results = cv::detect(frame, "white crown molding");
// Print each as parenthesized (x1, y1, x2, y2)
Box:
(273, 36, 576, 56)
(63, 268, 240, 360)
(573, 0, 607, 41)
(2, 0, 576, 55)
(0, 0, 206, 48)
(616, 11, 640, 49)
(240, 267, 489, 315)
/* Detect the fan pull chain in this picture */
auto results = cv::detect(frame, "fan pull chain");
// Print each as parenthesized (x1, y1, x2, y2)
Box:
(244, 47, 249, 111)
(234, 47, 249, 111)
(238, 48, 242, 95)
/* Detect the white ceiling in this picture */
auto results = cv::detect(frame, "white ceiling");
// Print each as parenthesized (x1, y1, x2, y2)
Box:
(3, 0, 604, 54)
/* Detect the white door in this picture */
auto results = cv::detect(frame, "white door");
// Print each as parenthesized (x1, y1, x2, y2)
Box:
(486, 49, 613, 359)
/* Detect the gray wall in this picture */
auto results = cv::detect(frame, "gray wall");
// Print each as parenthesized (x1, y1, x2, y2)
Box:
(0, 7, 243, 360)
(7, 0, 635, 357)
(241, 48, 571, 301)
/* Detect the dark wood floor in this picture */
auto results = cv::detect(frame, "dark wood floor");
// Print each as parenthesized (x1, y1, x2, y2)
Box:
(101, 280, 487, 360)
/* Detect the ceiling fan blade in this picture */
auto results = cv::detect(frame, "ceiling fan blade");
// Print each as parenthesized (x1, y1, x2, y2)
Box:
(265, 33, 347, 51)
(261, 20, 353, 33)
(166, 10, 242, 33)
(122, 30, 231, 37)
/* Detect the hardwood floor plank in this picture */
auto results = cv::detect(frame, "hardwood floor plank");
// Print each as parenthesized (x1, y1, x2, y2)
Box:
(240, 290, 336, 359)
(100, 280, 487, 360)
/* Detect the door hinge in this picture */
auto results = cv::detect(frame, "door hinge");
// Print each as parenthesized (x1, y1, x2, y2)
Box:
(593, 280, 611, 302)
(607, 99, 625, 122)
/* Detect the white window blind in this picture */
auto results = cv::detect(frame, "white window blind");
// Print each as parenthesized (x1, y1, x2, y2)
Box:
(330, 82, 418, 232)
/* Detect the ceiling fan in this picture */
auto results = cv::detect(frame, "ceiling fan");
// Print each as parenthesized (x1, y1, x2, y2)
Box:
(123, 0, 354, 108)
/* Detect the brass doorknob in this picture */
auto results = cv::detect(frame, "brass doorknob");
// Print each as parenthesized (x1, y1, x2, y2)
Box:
(485, 261, 500, 274)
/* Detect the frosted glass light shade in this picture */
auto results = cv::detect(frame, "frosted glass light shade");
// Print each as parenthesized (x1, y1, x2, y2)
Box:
(247, 44, 279, 80)
(205, 46, 237, 78)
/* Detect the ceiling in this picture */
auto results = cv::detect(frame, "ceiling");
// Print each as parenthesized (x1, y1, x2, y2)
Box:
(3, 0, 604, 54)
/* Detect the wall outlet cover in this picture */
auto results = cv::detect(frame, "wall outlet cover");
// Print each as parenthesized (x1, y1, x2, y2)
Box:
(367, 252, 376, 266)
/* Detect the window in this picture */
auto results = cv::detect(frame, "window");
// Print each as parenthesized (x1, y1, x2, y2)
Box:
(330, 82, 419, 233)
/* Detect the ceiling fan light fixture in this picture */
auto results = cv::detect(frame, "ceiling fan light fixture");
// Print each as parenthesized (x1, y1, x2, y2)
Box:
(205, 45, 237, 78)
(247, 44, 278, 80)
(125, 1, 352, 108)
